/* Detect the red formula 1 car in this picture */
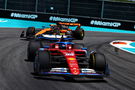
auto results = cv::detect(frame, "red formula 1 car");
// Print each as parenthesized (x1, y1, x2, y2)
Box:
(30, 38, 110, 80)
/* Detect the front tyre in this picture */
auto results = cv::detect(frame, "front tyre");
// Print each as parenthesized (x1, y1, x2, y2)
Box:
(27, 40, 42, 61)
(26, 27, 35, 39)
(89, 53, 108, 74)
(34, 51, 51, 74)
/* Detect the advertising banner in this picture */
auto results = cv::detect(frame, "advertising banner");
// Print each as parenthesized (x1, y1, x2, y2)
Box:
(0, 9, 135, 31)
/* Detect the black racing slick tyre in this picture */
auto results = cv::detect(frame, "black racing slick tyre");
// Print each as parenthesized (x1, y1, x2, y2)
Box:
(34, 51, 51, 74)
(89, 53, 106, 73)
(27, 40, 42, 61)
(26, 27, 35, 38)
(73, 28, 85, 40)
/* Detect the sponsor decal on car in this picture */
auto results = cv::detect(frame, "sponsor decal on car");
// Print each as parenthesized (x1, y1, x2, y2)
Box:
(42, 35, 67, 38)
(10, 13, 38, 19)
(65, 53, 74, 56)
(49, 16, 78, 23)
(81, 69, 96, 73)
(50, 68, 67, 72)
(90, 20, 121, 27)
(68, 58, 76, 61)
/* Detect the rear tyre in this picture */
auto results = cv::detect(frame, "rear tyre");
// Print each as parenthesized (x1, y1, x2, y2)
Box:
(27, 40, 42, 61)
(73, 28, 85, 40)
(26, 27, 35, 39)
(34, 51, 51, 74)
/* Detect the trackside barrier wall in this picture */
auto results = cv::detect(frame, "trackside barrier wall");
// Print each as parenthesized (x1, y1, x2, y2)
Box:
(0, 9, 135, 34)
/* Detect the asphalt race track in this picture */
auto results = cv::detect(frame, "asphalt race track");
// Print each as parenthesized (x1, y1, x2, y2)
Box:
(0, 28, 135, 90)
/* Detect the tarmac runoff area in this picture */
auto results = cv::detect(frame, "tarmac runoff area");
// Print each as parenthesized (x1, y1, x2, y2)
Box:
(110, 40, 135, 54)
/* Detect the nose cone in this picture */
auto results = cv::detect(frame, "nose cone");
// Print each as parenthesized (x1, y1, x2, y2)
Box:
(71, 68, 80, 75)
(67, 57, 80, 75)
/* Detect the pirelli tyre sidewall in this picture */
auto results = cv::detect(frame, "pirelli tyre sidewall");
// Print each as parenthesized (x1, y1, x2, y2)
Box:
(34, 50, 51, 73)
(27, 40, 42, 61)
(89, 53, 107, 74)
(73, 28, 84, 40)
(26, 27, 35, 38)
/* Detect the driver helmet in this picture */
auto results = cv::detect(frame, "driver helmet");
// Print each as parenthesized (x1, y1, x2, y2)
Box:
(60, 44, 66, 49)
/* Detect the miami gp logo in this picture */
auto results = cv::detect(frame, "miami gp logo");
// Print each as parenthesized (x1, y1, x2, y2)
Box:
(49, 16, 78, 23)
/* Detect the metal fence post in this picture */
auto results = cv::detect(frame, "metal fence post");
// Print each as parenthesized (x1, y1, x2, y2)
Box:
(35, 0, 38, 12)
(67, 0, 70, 15)
(101, 0, 105, 18)
(5, 0, 8, 10)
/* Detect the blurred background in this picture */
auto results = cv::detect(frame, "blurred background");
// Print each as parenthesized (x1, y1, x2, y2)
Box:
(0, 0, 135, 21)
